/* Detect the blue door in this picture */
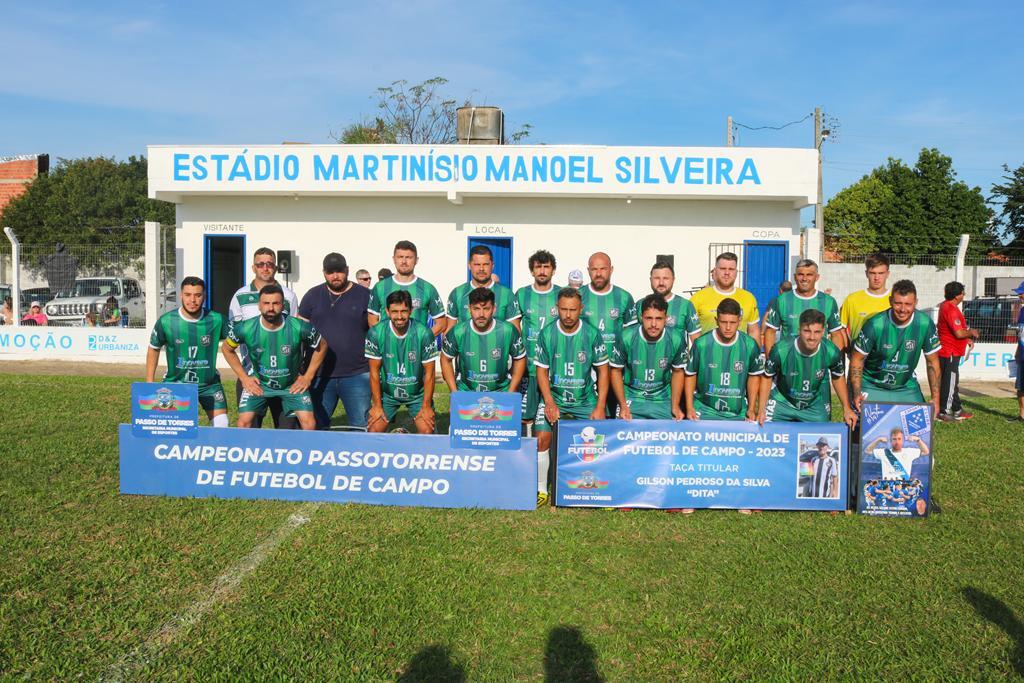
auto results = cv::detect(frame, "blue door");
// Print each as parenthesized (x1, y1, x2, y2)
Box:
(204, 234, 246, 317)
(742, 241, 788, 318)
(467, 237, 513, 289)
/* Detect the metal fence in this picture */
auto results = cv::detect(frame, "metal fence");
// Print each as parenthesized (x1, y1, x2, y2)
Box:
(9, 226, 150, 327)
(823, 248, 1024, 268)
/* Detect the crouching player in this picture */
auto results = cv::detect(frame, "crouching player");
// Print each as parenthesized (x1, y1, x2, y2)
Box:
(365, 290, 439, 434)
(684, 297, 763, 421)
(146, 276, 229, 427)
(534, 287, 610, 506)
(221, 284, 326, 430)
(758, 309, 858, 429)
(610, 294, 687, 420)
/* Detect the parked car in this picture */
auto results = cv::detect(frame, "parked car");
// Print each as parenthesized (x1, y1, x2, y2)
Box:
(19, 287, 54, 316)
(962, 296, 1022, 343)
(44, 277, 145, 326)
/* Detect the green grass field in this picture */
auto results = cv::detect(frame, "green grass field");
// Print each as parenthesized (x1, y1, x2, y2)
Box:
(1, 373, 1023, 680)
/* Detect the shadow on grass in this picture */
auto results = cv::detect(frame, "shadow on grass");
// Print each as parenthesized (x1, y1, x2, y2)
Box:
(397, 644, 465, 683)
(545, 625, 603, 683)
(963, 587, 1024, 675)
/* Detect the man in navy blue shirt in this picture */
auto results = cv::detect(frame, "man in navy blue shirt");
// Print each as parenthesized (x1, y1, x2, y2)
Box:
(299, 253, 371, 429)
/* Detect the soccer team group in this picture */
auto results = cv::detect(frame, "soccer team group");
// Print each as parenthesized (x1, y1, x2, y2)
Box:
(148, 242, 942, 503)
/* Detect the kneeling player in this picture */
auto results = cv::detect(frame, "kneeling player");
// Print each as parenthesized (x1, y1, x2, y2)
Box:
(365, 290, 439, 434)
(146, 276, 229, 427)
(758, 309, 858, 428)
(441, 287, 527, 394)
(221, 284, 326, 430)
(534, 287, 610, 505)
(684, 297, 763, 421)
(610, 294, 686, 420)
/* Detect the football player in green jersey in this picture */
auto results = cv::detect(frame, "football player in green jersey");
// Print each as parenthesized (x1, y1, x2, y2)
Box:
(365, 289, 439, 434)
(758, 309, 858, 428)
(445, 244, 521, 333)
(515, 249, 560, 436)
(633, 260, 701, 342)
(367, 240, 446, 335)
(222, 285, 327, 430)
(763, 259, 845, 354)
(850, 279, 941, 414)
(440, 286, 527, 394)
(581, 251, 635, 418)
(684, 297, 764, 421)
(610, 295, 687, 420)
(535, 287, 610, 503)
(146, 276, 229, 427)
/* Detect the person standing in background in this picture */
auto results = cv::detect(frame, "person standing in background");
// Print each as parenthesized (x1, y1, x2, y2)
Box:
(299, 253, 372, 430)
(936, 281, 979, 422)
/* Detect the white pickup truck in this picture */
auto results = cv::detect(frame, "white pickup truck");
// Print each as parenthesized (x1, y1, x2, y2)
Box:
(44, 277, 145, 326)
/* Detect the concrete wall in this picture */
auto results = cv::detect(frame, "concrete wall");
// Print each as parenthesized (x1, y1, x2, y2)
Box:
(820, 262, 1024, 310)
(177, 195, 802, 302)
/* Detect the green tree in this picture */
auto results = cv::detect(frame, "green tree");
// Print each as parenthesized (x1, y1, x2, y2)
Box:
(990, 163, 1024, 245)
(332, 76, 531, 145)
(0, 156, 174, 246)
(824, 148, 994, 259)
(823, 176, 892, 255)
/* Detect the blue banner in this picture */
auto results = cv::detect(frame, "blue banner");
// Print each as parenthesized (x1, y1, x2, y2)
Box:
(856, 402, 933, 517)
(120, 425, 536, 510)
(449, 391, 522, 450)
(555, 420, 849, 510)
(130, 382, 198, 438)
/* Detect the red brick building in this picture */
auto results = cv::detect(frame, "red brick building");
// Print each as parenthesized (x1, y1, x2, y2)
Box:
(0, 154, 48, 218)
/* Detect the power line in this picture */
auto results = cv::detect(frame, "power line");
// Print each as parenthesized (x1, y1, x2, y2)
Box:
(732, 112, 813, 132)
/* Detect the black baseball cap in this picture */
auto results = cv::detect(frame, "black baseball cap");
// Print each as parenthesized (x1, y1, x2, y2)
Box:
(323, 253, 348, 273)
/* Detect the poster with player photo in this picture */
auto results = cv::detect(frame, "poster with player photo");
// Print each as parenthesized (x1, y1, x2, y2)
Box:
(856, 402, 933, 517)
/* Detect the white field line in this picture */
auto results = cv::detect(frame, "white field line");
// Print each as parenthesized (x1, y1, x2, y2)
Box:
(101, 502, 322, 681)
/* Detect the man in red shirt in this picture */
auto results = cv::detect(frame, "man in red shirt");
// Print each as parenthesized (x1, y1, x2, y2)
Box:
(937, 281, 980, 421)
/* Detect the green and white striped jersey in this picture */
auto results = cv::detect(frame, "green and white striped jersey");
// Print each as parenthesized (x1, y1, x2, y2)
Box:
(763, 290, 842, 338)
(685, 331, 764, 415)
(441, 319, 526, 392)
(764, 338, 845, 410)
(535, 321, 609, 408)
(515, 284, 561, 377)
(149, 309, 226, 386)
(445, 282, 521, 324)
(367, 276, 445, 328)
(580, 285, 636, 347)
(632, 293, 701, 336)
(226, 316, 321, 390)
(364, 319, 438, 400)
(854, 311, 940, 390)
(610, 325, 688, 401)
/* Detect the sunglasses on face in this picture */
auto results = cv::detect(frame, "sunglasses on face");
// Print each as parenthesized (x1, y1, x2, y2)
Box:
(357, 276, 371, 282)
(254, 261, 276, 269)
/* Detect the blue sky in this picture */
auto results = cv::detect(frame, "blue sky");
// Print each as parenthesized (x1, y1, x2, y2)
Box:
(2, 0, 1022, 210)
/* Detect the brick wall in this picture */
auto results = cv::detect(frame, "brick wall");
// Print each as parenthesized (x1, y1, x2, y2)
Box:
(0, 156, 45, 218)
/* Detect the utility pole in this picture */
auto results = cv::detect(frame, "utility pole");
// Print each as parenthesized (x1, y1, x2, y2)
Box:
(814, 107, 824, 261)
(726, 116, 734, 146)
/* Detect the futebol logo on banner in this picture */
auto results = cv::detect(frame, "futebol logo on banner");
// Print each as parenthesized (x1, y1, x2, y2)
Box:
(449, 391, 522, 450)
(131, 382, 198, 438)
(555, 420, 849, 511)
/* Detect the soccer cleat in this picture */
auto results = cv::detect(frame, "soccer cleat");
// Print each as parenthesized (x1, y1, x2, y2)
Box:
(391, 427, 410, 434)
(936, 413, 958, 423)
(1006, 415, 1024, 423)
(536, 492, 549, 508)
(955, 411, 973, 420)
